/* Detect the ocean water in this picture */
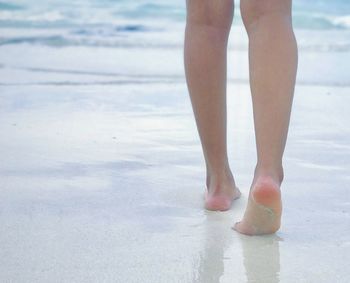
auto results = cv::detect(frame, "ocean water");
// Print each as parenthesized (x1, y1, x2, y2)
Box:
(0, 0, 349, 46)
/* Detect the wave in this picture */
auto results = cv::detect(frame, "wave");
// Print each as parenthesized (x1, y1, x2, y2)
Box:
(0, 0, 349, 51)
(293, 13, 350, 30)
(0, 1, 349, 31)
(1, 32, 350, 54)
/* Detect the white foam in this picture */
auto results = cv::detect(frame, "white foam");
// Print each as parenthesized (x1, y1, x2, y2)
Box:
(331, 15, 350, 28)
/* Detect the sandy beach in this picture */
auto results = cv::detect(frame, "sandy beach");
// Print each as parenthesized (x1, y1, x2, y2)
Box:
(1, 1, 350, 282)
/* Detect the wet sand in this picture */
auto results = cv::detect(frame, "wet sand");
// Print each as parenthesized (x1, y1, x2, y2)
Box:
(1, 26, 350, 281)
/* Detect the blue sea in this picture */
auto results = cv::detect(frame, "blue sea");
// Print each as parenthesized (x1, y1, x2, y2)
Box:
(0, 0, 350, 46)
(0, 0, 349, 86)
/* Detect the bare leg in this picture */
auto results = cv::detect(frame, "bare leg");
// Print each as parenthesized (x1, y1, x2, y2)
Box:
(233, 0, 298, 235)
(184, 0, 241, 211)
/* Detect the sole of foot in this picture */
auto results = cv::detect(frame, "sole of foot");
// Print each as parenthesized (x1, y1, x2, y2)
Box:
(232, 175, 282, 235)
(204, 187, 241, 211)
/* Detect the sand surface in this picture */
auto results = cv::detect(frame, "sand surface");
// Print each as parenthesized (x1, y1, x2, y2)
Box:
(1, 28, 350, 282)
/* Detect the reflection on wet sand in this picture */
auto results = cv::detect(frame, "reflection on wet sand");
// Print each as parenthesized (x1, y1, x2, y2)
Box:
(192, 209, 281, 283)
(239, 234, 281, 283)
(193, 212, 233, 283)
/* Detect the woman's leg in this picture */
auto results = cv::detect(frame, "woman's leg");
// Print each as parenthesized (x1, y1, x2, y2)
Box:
(234, 0, 298, 235)
(184, 0, 241, 211)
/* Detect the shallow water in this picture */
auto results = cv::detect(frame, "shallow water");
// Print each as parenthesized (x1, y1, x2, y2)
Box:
(1, 1, 350, 86)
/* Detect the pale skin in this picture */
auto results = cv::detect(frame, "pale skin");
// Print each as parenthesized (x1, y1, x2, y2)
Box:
(184, 0, 298, 235)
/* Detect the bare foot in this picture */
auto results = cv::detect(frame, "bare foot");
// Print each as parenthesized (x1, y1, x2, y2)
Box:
(233, 175, 282, 235)
(204, 173, 241, 211)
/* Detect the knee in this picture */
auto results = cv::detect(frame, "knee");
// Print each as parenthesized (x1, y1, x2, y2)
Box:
(186, 0, 234, 32)
(240, 0, 292, 32)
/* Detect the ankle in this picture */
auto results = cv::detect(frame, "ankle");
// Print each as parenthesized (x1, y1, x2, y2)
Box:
(254, 164, 284, 184)
(206, 166, 235, 188)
